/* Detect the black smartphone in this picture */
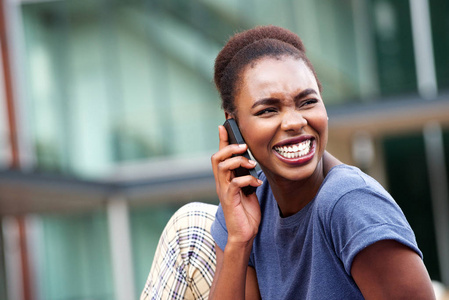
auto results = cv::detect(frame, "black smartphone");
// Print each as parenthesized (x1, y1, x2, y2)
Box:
(223, 118, 258, 195)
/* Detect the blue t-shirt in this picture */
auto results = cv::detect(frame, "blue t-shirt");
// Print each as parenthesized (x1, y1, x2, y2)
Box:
(210, 164, 421, 299)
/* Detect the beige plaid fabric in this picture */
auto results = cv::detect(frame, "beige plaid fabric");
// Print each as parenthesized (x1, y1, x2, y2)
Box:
(141, 202, 218, 300)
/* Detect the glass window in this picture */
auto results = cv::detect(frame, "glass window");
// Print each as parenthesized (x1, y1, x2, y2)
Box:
(370, 0, 417, 96)
(429, 0, 449, 90)
(37, 211, 114, 300)
(383, 133, 440, 281)
(0, 56, 11, 168)
(21, 0, 225, 178)
(130, 203, 179, 297)
(0, 105, 11, 169)
(0, 224, 7, 300)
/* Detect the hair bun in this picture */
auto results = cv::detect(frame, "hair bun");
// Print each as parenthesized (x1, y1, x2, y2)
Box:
(214, 25, 305, 89)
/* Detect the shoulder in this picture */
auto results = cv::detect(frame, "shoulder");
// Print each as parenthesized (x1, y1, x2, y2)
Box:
(318, 164, 392, 205)
(315, 167, 421, 274)
(314, 164, 401, 225)
(324, 164, 385, 190)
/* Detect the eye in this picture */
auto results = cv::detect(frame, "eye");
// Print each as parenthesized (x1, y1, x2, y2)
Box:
(254, 107, 278, 116)
(300, 98, 318, 108)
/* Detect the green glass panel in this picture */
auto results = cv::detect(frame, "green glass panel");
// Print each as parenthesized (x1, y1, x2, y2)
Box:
(383, 134, 440, 281)
(429, 0, 449, 90)
(370, 0, 417, 96)
(0, 224, 7, 300)
(39, 211, 114, 300)
(130, 203, 178, 297)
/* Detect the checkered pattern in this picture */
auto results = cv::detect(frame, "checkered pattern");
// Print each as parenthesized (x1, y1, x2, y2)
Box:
(140, 202, 218, 300)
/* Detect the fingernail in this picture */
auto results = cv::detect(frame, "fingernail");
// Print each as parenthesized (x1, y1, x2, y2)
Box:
(258, 179, 263, 185)
(238, 144, 247, 148)
(249, 160, 257, 165)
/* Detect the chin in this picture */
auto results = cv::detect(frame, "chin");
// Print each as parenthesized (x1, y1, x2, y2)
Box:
(264, 157, 322, 184)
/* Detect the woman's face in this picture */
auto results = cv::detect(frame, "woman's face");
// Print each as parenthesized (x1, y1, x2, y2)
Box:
(233, 56, 328, 183)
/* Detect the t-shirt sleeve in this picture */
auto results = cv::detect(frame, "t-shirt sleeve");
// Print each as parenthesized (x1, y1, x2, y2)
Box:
(210, 203, 228, 251)
(329, 188, 422, 275)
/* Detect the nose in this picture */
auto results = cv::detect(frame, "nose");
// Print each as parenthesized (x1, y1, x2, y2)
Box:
(280, 109, 307, 132)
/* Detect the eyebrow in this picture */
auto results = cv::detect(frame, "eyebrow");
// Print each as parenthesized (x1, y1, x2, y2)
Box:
(294, 88, 317, 101)
(251, 88, 318, 109)
(251, 98, 280, 109)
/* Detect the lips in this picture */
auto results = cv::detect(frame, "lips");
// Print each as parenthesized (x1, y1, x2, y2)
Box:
(273, 137, 315, 161)
(274, 139, 311, 158)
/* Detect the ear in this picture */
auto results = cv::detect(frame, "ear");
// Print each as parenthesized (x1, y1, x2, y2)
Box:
(224, 111, 233, 120)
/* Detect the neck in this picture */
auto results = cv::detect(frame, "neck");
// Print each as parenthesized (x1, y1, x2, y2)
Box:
(265, 151, 342, 217)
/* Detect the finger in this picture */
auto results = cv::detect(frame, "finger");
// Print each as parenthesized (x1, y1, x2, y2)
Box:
(215, 157, 258, 200)
(211, 144, 249, 176)
(216, 155, 257, 182)
(227, 175, 263, 198)
(218, 125, 229, 150)
(234, 177, 263, 193)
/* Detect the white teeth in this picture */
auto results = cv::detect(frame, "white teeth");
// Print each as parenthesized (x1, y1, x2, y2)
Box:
(274, 140, 312, 159)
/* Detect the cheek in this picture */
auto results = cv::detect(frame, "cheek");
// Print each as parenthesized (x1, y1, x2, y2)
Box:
(239, 120, 276, 153)
(314, 114, 328, 132)
(310, 111, 328, 144)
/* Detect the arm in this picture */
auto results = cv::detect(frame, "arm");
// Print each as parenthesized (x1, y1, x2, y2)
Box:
(351, 240, 435, 300)
(210, 244, 261, 300)
(209, 125, 262, 299)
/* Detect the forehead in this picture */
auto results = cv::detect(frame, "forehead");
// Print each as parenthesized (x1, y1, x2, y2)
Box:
(239, 57, 319, 98)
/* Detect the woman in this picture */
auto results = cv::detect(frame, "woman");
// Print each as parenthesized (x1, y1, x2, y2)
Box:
(208, 25, 434, 299)
(140, 25, 435, 299)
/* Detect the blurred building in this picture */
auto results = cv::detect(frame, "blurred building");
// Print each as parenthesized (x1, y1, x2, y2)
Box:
(0, 0, 448, 299)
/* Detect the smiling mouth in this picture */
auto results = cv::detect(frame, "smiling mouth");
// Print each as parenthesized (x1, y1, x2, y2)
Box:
(274, 139, 312, 159)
